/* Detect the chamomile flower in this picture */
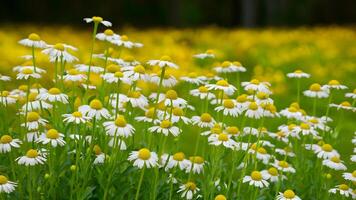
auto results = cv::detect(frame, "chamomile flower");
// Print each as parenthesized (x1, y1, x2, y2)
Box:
(280, 106, 303, 120)
(108, 138, 127, 150)
(190, 86, 216, 100)
(342, 171, 356, 182)
(215, 99, 241, 117)
(164, 90, 187, 108)
(181, 72, 205, 85)
(177, 181, 200, 200)
(298, 123, 318, 136)
(261, 167, 285, 182)
(123, 65, 149, 82)
(36, 129, 66, 147)
(313, 143, 340, 159)
(287, 69, 310, 78)
(193, 49, 215, 59)
(21, 92, 52, 111)
(37, 88, 69, 104)
(214, 195, 227, 200)
(0, 175, 17, 194)
(208, 133, 237, 149)
(13, 65, 46, 74)
(16, 149, 46, 166)
(147, 55, 178, 69)
(329, 101, 355, 111)
(103, 115, 135, 138)
(168, 107, 191, 124)
(0, 91, 17, 106)
(275, 147, 295, 157)
(83, 16, 112, 27)
(79, 99, 111, 120)
(272, 160, 296, 173)
(128, 148, 158, 168)
(243, 171, 270, 188)
(191, 113, 216, 128)
(63, 111, 91, 124)
(322, 156, 347, 171)
(96, 29, 121, 43)
(276, 189, 301, 200)
(269, 131, 289, 143)
(63, 69, 86, 82)
(112, 35, 143, 48)
(148, 120, 181, 137)
(0, 74, 11, 82)
(16, 68, 41, 80)
(134, 108, 160, 123)
(329, 184, 353, 198)
(214, 61, 246, 73)
(93, 145, 107, 165)
(206, 79, 236, 95)
(323, 80, 348, 90)
(306, 116, 330, 131)
(241, 79, 271, 94)
(345, 89, 356, 99)
(248, 145, 271, 164)
(0, 135, 22, 153)
(18, 33, 47, 48)
(150, 73, 178, 87)
(186, 156, 205, 174)
(303, 83, 329, 98)
(161, 152, 190, 171)
(245, 101, 263, 119)
(125, 90, 149, 108)
(42, 43, 78, 63)
(75, 64, 104, 74)
(21, 112, 48, 130)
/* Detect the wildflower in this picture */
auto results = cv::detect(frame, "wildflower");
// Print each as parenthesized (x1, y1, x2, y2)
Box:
(0, 175, 17, 194)
(135, 108, 160, 123)
(261, 167, 285, 182)
(21, 92, 52, 111)
(276, 189, 301, 200)
(191, 113, 216, 128)
(79, 99, 111, 120)
(36, 129, 66, 147)
(18, 33, 47, 48)
(147, 56, 178, 69)
(42, 43, 78, 63)
(322, 156, 347, 171)
(161, 152, 190, 171)
(206, 79, 237, 95)
(0, 135, 22, 153)
(0, 74, 11, 82)
(313, 143, 340, 159)
(108, 138, 127, 150)
(241, 79, 271, 94)
(190, 86, 216, 100)
(269, 131, 289, 143)
(329, 101, 355, 111)
(280, 106, 303, 120)
(148, 120, 181, 137)
(16, 149, 46, 166)
(37, 88, 69, 104)
(150, 73, 178, 87)
(214, 61, 246, 73)
(103, 115, 135, 137)
(272, 160, 296, 173)
(21, 112, 48, 130)
(123, 65, 149, 82)
(63, 69, 86, 82)
(323, 80, 348, 90)
(186, 156, 205, 174)
(112, 35, 143, 48)
(298, 123, 318, 136)
(248, 146, 271, 164)
(83, 16, 112, 26)
(128, 148, 158, 168)
(287, 69, 310, 78)
(163, 90, 187, 108)
(275, 147, 295, 157)
(16, 68, 41, 80)
(177, 181, 200, 200)
(208, 133, 237, 149)
(329, 184, 353, 198)
(345, 89, 356, 99)
(63, 111, 91, 124)
(96, 29, 121, 43)
(181, 72, 205, 85)
(93, 145, 107, 165)
(0, 91, 17, 106)
(193, 49, 215, 59)
(125, 90, 149, 108)
(243, 171, 270, 188)
(169, 107, 191, 124)
(303, 83, 329, 98)
(245, 101, 263, 119)
(75, 64, 104, 74)
(214, 194, 227, 200)
(215, 99, 241, 117)
(342, 171, 356, 182)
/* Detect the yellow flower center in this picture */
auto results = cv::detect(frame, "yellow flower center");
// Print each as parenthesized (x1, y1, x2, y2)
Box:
(173, 152, 185, 161)
(250, 79, 260, 84)
(214, 195, 226, 200)
(309, 83, 321, 91)
(294, 70, 303, 74)
(218, 133, 229, 141)
(120, 35, 128, 41)
(300, 123, 310, 130)
(27, 112, 40, 122)
(339, 184, 349, 191)
(172, 107, 183, 116)
(67, 68, 79, 75)
(19, 85, 28, 91)
(309, 118, 318, 124)
(236, 94, 248, 103)
(268, 167, 278, 176)
(115, 116, 127, 127)
(0, 135, 13, 144)
(114, 71, 123, 78)
(206, 49, 214, 54)
(328, 80, 340, 86)
(278, 161, 289, 168)
(104, 29, 114, 36)
(216, 80, 229, 87)
(190, 156, 204, 164)
(200, 113, 212, 122)
(340, 101, 351, 107)
(352, 171, 356, 177)
(138, 148, 151, 160)
(233, 61, 241, 66)
(54, 43, 65, 51)
(211, 127, 222, 134)
(28, 33, 40, 41)
(283, 190, 296, 198)
(165, 90, 178, 100)
(185, 182, 197, 191)
(288, 124, 296, 131)
(251, 171, 262, 181)
(72, 111, 82, 118)
(0, 91, 9, 97)
(257, 147, 267, 154)
(22, 68, 34, 75)
(290, 102, 300, 109)
(0, 175, 8, 184)
(223, 99, 235, 109)
(222, 61, 231, 68)
(160, 55, 172, 61)
(92, 16, 103, 23)
(277, 131, 285, 137)
(145, 108, 155, 118)
(188, 72, 197, 78)
(160, 120, 172, 128)
(330, 156, 340, 163)
(249, 102, 258, 110)
(256, 92, 268, 99)
(106, 64, 120, 73)
(46, 129, 59, 139)
(93, 145, 102, 155)
(89, 99, 103, 110)
(127, 91, 141, 99)
(288, 107, 298, 112)
(133, 65, 145, 74)
(48, 88, 61, 95)
(322, 144, 333, 152)
(124, 55, 134, 62)
(26, 149, 39, 158)
(198, 86, 208, 93)
(226, 126, 239, 135)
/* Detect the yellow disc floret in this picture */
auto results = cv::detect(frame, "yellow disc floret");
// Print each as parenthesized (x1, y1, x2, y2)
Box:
(138, 148, 151, 160)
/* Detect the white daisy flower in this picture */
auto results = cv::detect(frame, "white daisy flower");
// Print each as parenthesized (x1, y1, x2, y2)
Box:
(108, 138, 127, 150)
(161, 152, 190, 171)
(21, 92, 52, 111)
(101, 71, 126, 84)
(261, 167, 285, 183)
(63, 69, 86, 82)
(306, 116, 330, 132)
(148, 120, 181, 137)
(275, 147, 295, 157)
(313, 143, 340, 159)
(215, 99, 241, 117)
(75, 64, 104, 74)
(150, 73, 178, 87)
(134, 108, 160, 124)
(0, 175, 17, 194)
(13, 65, 46, 74)
(96, 29, 121, 43)
(93, 145, 107, 165)
(329, 101, 355, 111)
(193, 49, 215, 59)
(128, 148, 159, 169)
(165, 107, 191, 124)
(298, 123, 318, 136)
(147, 56, 178, 69)
(0, 74, 11, 82)
(190, 86, 216, 100)
(0, 91, 17, 106)
(16, 149, 47, 166)
(303, 83, 329, 98)
(163, 90, 188, 108)
(16, 68, 41, 80)
(342, 171, 356, 182)
(345, 89, 356, 99)
(25, 130, 41, 142)
(180, 72, 205, 85)
(18, 33, 47, 48)
(83, 16, 112, 27)
(329, 184, 353, 198)
(186, 156, 205, 174)
(79, 99, 111, 120)
(36, 129, 66, 147)
(0, 135, 22, 153)
(206, 79, 236, 95)
(208, 133, 237, 149)
(322, 156, 347, 171)
(177, 182, 200, 200)
(276, 190, 301, 200)
(287, 69, 310, 78)
(63, 111, 91, 124)
(269, 131, 289, 143)
(123, 65, 149, 82)
(37, 87, 69, 104)
(112, 35, 143, 48)
(280, 106, 303, 120)
(243, 171, 270, 188)
(241, 79, 271, 94)
(21, 112, 48, 130)
(248, 146, 271, 164)
(125, 90, 149, 109)
(191, 113, 216, 128)
(42, 43, 78, 63)
(214, 61, 246, 73)
(245, 101, 264, 119)
(272, 160, 296, 173)
(323, 80, 348, 90)
(103, 115, 135, 138)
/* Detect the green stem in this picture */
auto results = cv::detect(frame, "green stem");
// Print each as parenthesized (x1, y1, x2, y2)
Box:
(135, 167, 146, 200)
